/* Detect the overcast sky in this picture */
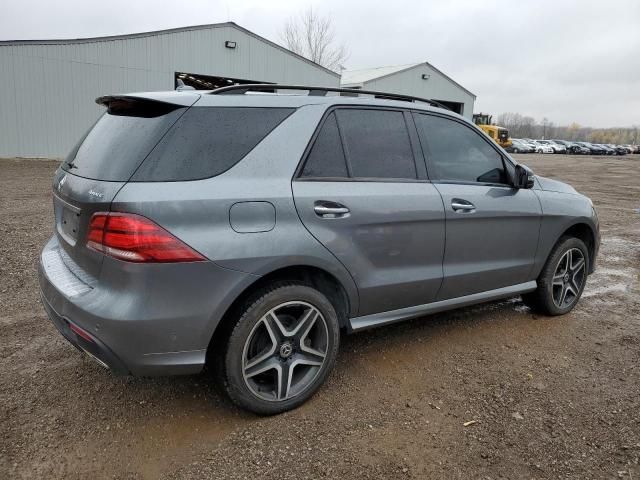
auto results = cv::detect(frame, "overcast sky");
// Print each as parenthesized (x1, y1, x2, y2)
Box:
(2, 0, 639, 127)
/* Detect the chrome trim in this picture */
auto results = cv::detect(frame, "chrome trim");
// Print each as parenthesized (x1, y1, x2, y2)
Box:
(349, 281, 537, 331)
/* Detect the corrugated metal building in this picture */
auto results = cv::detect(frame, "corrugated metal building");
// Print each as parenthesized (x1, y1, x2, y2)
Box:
(341, 62, 475, 119)
(0, 22, 340, 158)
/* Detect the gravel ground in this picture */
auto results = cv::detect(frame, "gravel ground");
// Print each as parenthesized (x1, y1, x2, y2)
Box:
(1, 154, 639, 479)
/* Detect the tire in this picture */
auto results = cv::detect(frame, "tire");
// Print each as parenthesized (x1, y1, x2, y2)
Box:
(522, 236, 589, 315)
(514, 148, 520, 153)
(222, 283, 340, 415)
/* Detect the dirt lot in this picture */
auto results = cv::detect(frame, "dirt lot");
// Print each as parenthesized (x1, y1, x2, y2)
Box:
(1, 154, 639, 479)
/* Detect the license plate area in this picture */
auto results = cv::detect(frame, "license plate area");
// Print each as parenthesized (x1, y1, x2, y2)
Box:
(61, 207, 80, 240)
(54, 194, 82, 245)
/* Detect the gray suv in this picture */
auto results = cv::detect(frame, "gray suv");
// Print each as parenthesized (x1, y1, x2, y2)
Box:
(38, 85, 599, 414)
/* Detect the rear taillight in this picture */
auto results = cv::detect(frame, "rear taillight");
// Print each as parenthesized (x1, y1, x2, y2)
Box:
(87, 212, 205, 263)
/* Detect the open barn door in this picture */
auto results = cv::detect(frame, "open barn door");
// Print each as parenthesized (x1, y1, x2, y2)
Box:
(175, 72, 271, 90)
(433, 99, 464, 115)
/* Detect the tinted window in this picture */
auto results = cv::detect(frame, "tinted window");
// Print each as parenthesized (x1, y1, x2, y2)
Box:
(63, 101, 186, 181)
(301, 113, 348, 178)
(415, 114, 508, 184)
(336, 109, 417, 179)
(133, 107, 294, 181)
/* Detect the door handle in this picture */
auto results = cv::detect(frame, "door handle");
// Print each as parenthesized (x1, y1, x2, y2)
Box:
(451, 199, 476, 213)
(314, 201, 350, 218)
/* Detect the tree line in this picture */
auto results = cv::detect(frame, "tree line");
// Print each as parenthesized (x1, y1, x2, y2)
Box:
(496, 112, 639, 144)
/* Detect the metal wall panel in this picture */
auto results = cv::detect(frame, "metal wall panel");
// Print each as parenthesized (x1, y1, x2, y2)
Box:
(363, 64, 475, 119)
(0, 24, 339, 158)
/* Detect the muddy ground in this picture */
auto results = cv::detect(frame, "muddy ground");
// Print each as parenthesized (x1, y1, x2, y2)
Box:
(1, 154, 639, 479)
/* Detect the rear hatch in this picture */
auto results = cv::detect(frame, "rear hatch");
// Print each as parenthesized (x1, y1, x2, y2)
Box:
(53, 93, 199, 280)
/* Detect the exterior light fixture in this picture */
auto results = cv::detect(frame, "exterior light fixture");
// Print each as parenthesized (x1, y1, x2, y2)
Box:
(421, 74, 430, 80)
(225, 41, 237, 49)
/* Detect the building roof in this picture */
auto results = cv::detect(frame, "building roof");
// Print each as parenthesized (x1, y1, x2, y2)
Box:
(341, 61, 476, 98)
(0, 22, 340, 78)
(341, 63, 421, 85)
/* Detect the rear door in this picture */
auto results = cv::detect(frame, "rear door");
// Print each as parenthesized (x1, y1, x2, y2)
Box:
(52, 97, 192, 280)
(292, 107, 445, 316)
(413, 112, 541, 300)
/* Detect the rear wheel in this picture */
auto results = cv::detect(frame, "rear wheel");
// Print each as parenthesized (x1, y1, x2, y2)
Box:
(223, 283, 340, 415)
(522, 236, 589, 315)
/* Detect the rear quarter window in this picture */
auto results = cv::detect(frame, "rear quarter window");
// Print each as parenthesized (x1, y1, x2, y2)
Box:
(132, 107, 295, 182)
(300, 113, 349, 178)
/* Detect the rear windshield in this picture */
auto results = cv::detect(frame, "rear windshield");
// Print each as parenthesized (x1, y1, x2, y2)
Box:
(63, 100, 186, 181)
(131, 107, 295, 181)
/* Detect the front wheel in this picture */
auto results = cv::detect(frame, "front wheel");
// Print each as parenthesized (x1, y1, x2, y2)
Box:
(223, 283, 340, 415)
(522, 236, 589, 315)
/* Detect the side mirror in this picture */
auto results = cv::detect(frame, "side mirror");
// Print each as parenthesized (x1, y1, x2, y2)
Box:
(514, 164, 535, 189)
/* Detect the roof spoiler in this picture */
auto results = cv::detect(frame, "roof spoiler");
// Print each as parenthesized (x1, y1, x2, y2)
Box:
(95, 95, 198, 117)
(95, 92, 200, 109)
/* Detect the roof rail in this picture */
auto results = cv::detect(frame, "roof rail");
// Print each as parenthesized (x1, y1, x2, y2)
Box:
(209, 84, 452, 111)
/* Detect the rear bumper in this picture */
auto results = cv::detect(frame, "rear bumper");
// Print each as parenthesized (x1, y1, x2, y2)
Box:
(40, 290, 130, 374)
(38, 235, 256, 376)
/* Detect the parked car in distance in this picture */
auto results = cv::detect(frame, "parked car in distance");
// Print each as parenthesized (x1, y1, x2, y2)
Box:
(554, 140, 591, 155)
(536, 140, 567, 154)
(576, 142, 606, 155)
(521, 139, 539, 151)
(573, 143, 593, 155)
(521, 138, 545, 152)
(38, 85, 600, 414)
(552, 140, 590, 155)
(610, 145, 628, 155)
(507, 138, 535, 153)
(595, 144, 615, 155)
(532, 140, 555, 154)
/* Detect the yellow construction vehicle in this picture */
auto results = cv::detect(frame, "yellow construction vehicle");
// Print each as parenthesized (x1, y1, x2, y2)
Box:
(472, 113, 512, 149)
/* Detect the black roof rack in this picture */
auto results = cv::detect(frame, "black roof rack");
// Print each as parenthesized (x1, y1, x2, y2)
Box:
(208, 84, 452, 111)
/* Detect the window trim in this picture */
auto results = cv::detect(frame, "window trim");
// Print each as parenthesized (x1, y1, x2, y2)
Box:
(412, 111, 517, 188)
(294, 105, 428, 183)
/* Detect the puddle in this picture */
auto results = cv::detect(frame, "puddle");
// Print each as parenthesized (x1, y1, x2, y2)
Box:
(594, 267, 636, 278)
(513, 304, 530, 313)
(583, 283, 628, 297)
(603, 236, 640, 247)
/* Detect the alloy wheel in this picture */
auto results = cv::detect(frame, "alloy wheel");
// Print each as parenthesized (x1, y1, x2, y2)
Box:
(552, 248, 586, 308)
(242, 301, 329, 402)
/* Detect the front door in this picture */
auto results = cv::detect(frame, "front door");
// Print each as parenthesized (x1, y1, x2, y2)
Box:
(413, 112, 541, 300)
(293, 108, 446, 316)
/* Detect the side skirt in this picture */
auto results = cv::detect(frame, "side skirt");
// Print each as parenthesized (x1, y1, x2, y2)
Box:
(348, 281, 537, 332)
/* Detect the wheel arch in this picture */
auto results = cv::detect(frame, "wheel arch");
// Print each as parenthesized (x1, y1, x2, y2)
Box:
(534, 221, 597, 278)
(206, 264, 354, 366)
(560, 222, 597, 272)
